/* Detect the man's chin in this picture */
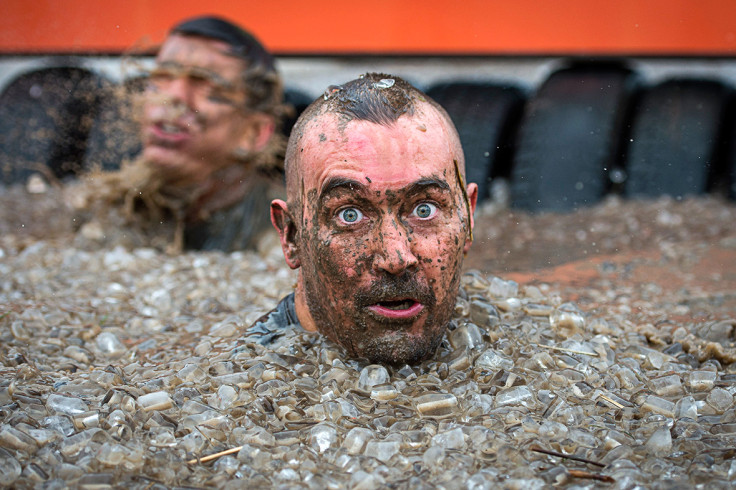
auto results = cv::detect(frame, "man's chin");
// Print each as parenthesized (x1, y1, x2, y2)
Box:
(142, 148, 196, 182)
(143, 145, 181, 167)
(356, 331, 442, 366)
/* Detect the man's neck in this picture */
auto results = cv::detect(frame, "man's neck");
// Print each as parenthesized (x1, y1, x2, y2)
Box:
(161, 163, 255, 223)
(294, 282, 318, 332)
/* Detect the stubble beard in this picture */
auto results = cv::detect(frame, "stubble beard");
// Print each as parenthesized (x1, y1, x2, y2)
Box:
(303, 269, 460, 365)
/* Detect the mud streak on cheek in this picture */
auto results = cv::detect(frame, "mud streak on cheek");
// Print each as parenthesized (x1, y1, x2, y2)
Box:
(453, 159, 473, 242)
(309, 197, 355, 288)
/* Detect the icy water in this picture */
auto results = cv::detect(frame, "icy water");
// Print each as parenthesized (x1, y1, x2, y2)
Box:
(2, 185, 736, 488)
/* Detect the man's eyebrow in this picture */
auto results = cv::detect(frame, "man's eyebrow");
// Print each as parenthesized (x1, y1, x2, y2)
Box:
(319, 178, 368, 202)
(319, 177, 451, 203)
(405, 178, 451, 195)
(154, 61, 232, 88)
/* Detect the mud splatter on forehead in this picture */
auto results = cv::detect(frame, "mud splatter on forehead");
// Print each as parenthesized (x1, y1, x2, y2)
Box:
(284, 73, 465, 206)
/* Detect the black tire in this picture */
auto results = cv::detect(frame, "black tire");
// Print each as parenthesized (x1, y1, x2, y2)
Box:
(731, 148, 736, 200)
(83, 76, 144, 172)
(623, 79, 732, 199)
(426, 82, 525, 202)
(282, 88, 314, 139)
(0, 66, 106, 185)
(510, 61, 639, 212)
(728, 110, 736, 201)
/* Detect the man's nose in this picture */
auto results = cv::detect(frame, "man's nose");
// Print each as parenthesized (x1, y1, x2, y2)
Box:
(371, 218, 419, 275)
(157, 77, 195, 107)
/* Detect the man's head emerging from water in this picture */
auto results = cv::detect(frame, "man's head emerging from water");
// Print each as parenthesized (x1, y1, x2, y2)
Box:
(141, 16, 284, 187)
(271, 73, 478, 365)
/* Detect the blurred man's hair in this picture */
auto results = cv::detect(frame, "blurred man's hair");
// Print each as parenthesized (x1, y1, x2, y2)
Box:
(171, 16, 285, 122)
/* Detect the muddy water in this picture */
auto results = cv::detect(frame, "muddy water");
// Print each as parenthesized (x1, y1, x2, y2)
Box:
(2, 185, 736, 487)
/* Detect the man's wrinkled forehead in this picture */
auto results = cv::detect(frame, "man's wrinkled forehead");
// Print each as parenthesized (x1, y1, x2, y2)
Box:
(289, 111, 466, 229)
(156, 34, 245, 82)
(295, 103, 461, 180)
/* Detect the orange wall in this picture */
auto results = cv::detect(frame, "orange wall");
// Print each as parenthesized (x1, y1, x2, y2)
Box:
(2, 0, 736, 55)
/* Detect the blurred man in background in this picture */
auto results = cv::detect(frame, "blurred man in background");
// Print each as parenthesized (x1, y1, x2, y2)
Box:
(75, 15, 287, 252)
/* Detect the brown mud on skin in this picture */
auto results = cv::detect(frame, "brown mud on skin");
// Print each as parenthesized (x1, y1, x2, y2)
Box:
(292, 158, 470, 363)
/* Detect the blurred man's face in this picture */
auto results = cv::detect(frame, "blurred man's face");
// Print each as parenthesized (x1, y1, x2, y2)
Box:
(141, 34, 263, 186)
(275, 104, 477, 365)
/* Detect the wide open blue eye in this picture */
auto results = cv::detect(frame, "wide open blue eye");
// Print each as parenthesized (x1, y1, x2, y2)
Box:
(412, 202, 437, 219)
(339, 207, 363, 224)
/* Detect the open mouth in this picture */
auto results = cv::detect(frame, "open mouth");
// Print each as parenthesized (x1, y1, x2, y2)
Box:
(367, 299, 424, 320)
(158, 122, 185, 135)
(152, 121, 189, 137)
(147, 120, 190, 147)
(380, 299, 416, 310)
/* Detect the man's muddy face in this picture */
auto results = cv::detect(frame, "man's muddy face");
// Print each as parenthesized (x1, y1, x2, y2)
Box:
(141, 34, 259, 186)
(292, 107, 477, 365)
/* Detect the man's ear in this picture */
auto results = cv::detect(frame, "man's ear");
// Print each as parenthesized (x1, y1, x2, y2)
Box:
(463, 182, 478, 254)
(239, 113, 276, 153)
(271, 199, 301, 269)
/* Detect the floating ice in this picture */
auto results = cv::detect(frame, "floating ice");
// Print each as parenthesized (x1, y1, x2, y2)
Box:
(374, 79, 394, 89)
